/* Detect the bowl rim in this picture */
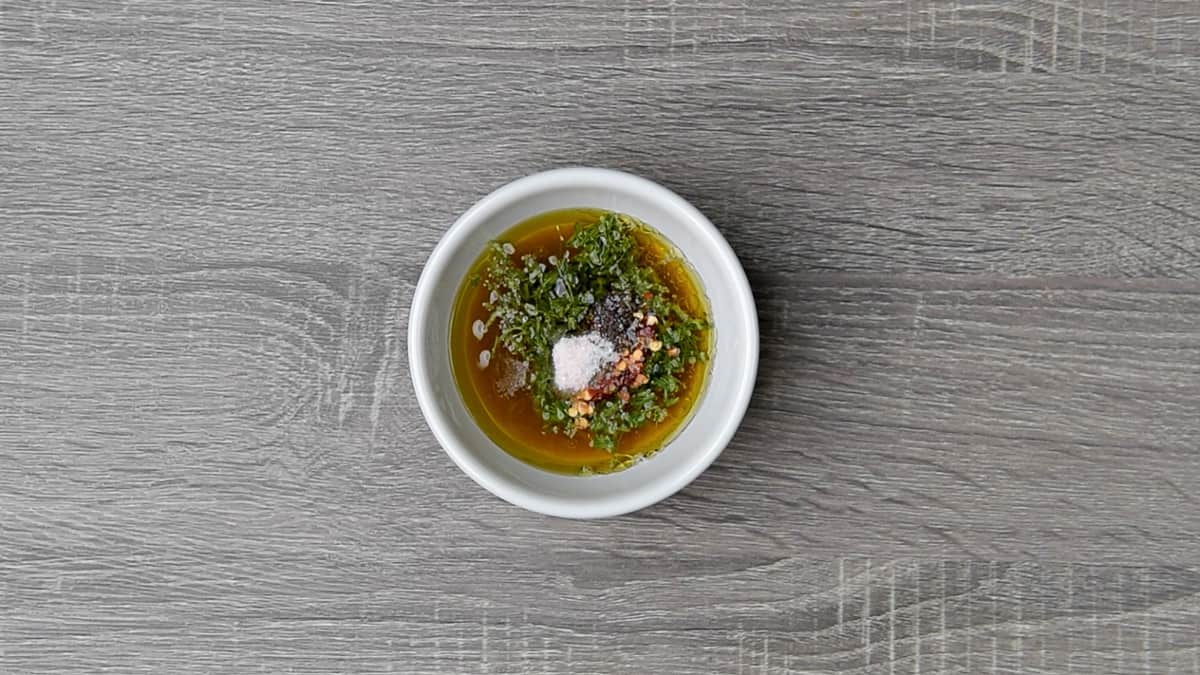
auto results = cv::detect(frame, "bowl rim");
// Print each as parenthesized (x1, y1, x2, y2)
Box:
(408, 167, 758, 518)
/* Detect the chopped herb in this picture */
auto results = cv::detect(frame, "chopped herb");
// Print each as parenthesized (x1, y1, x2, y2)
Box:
(480, 212, 708, 452)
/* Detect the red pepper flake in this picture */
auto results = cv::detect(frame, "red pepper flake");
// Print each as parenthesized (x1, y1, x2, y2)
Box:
(575, 306, 661, 405)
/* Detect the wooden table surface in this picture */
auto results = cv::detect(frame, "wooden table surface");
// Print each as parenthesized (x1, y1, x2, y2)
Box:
(3, 1, 1200, 672)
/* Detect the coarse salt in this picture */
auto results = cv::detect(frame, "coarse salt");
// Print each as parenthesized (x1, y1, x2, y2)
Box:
(552, 333, 616, 393)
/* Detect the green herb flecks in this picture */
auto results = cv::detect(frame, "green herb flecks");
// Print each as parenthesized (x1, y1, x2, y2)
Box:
(480, 212, 708, 452)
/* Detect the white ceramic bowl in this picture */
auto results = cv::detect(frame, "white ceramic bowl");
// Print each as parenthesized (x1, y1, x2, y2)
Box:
(408, 167, 758, 518)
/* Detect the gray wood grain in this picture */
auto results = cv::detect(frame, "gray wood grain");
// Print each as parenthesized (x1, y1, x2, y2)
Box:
(3, 0, 1200, 672)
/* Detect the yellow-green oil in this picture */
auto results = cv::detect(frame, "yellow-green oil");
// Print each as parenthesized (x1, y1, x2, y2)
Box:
(449, 208, 712, 474)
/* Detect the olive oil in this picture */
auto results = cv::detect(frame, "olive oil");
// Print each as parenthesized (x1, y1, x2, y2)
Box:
(449, 209, 711, 474)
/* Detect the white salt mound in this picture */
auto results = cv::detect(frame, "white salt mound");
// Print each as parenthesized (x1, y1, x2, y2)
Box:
(552, 333, 616, 393)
